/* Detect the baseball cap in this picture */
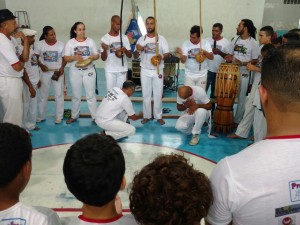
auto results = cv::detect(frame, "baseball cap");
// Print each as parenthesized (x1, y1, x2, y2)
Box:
(0, 9, 16, 24)
(22, 28, 37, 36)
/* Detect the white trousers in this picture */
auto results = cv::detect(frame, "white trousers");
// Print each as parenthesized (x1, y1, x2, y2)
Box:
(38, 73, 64, 120)
(234, 67, 251, 123)
(140, 68, 163, 119)
(105, 71, 127, 93)
(69, 67, 97, 119)
(23, 83, 38, 130)
(184, 75, 207, 90)
(96, 111, 135, 140)
(175, 108, 210, 135)
(253, 87, 267, 142)
(235, 82, 259, 138)
(0, 77, 23, 126)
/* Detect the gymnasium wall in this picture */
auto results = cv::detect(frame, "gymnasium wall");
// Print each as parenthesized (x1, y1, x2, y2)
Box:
(262, 0, 300, 34)
(0, 0, 6, 9)
(5, 0, 287, 68)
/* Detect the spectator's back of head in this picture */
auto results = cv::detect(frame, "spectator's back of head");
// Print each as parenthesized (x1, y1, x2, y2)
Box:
(129, 154, 213, 225)
(0, 123, 32, 188)
(283, 28, 300, 43)
(261, 42, 300, 108)
(63, 134, 125, 207)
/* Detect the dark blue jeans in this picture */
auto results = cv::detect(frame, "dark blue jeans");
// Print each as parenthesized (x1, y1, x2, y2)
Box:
(206, 70, 216, 113)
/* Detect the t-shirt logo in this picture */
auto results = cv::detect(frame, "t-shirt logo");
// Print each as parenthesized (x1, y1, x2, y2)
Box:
(0, 218, 26, 225)
(31, 54, 38, 66)
(144, 43, 157, 54)
(289, 180, 300, 202)
(188, 48, 200, 59)
(105, 90, 118, 101)
(74, 46, 90, 56)
(43, 51, 58, 62)
(234, 44, 247, 54)
(109, 42, 121, 54)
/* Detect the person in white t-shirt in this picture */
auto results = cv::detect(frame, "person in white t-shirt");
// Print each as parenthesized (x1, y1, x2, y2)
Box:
(206, 23, 232, 113)
(175, 85, 212, 146)
(228, 26, 274, 142)
(175, 25, 214, 90)
(96, 80, 142, 140)
(101, 15, 132, 93)
(0, 9, 29, 126)
(206, 42, 300, 225)
(64, 22, 99, 124)
(225, 19, 260, 124)
(36, 26, 66, 124)
(62, 133, 138, 225)
(0, 123, 61, 225)
(17, 28, 41, 132)
(133, 16, 170, 125)
(130, 154, 213, 225)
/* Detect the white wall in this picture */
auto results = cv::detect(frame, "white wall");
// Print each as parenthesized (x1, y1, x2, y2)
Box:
(6, 0, 265, 67)
(263, 0, 300, 31)
(0, 0, 6, 9)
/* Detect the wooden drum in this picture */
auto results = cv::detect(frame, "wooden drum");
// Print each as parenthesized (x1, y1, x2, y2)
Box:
(213, 63, 240, 133)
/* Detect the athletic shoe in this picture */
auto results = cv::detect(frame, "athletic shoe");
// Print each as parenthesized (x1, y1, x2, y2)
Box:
(55, 118, 62, 124)
(36, 118, 45, 123)
(189, 134, 199, 146)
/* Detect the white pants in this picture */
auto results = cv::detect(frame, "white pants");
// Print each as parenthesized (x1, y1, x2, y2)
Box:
(184, 75, 207, 90)
(69, 67, 97, 119)
(105, 71, 127, 93)
(38, 73, 64, 120)
(253, 107, 267, 142)
(96, 111, 135, 140)
(235, 82, 259, 138)
(23, 83, 38, 130)
(234, 67, 250, 123)
(140, 68, 163, 119)
(0, 77, 23, 126)
(175, 108, 210, 135)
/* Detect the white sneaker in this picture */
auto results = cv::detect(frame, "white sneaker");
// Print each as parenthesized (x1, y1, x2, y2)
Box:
(55, 118, 62, 124)
(189, 134, 199, 146)
(36, 118, 45, 123)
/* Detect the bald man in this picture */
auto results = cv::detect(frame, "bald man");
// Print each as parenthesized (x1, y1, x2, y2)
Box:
(175, 86, 212, 145)
(101, 15, 132, 93)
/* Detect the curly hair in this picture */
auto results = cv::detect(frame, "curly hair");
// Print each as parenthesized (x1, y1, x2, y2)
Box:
(129, 154, 213, 225)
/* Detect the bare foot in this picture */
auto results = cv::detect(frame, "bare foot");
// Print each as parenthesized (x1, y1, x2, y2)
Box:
(141, 118, 150, 124)
(227, 133, 245, 139)
(66, 118, 77, 124)
(157, 119, 165, 125)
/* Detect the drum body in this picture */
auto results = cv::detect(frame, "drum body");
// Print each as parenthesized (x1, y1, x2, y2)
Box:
(132, 59, 141, 78)
(213, 63, 240, 133)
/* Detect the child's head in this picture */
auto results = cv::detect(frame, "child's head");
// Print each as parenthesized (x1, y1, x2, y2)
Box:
(0, 123, 32, 191)
(63, 134, 125, 207)
(129, 154, 213, 225)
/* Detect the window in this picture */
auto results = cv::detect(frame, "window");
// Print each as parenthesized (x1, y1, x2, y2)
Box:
(284, 0, 300, 4)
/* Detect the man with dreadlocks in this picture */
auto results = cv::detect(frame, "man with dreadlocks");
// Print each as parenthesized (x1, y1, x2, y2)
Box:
(225, 19, 260, 125)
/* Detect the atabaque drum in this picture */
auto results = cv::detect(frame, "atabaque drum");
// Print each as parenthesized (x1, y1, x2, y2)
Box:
(213, 63, 240, 133)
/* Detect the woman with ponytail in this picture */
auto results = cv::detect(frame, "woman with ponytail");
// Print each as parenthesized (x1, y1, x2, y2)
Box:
(36, 25, 66, 124)
(64, 22, 99, 124)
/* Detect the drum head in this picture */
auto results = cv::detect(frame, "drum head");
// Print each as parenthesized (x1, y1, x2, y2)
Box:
(75, 58, 92, 68)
